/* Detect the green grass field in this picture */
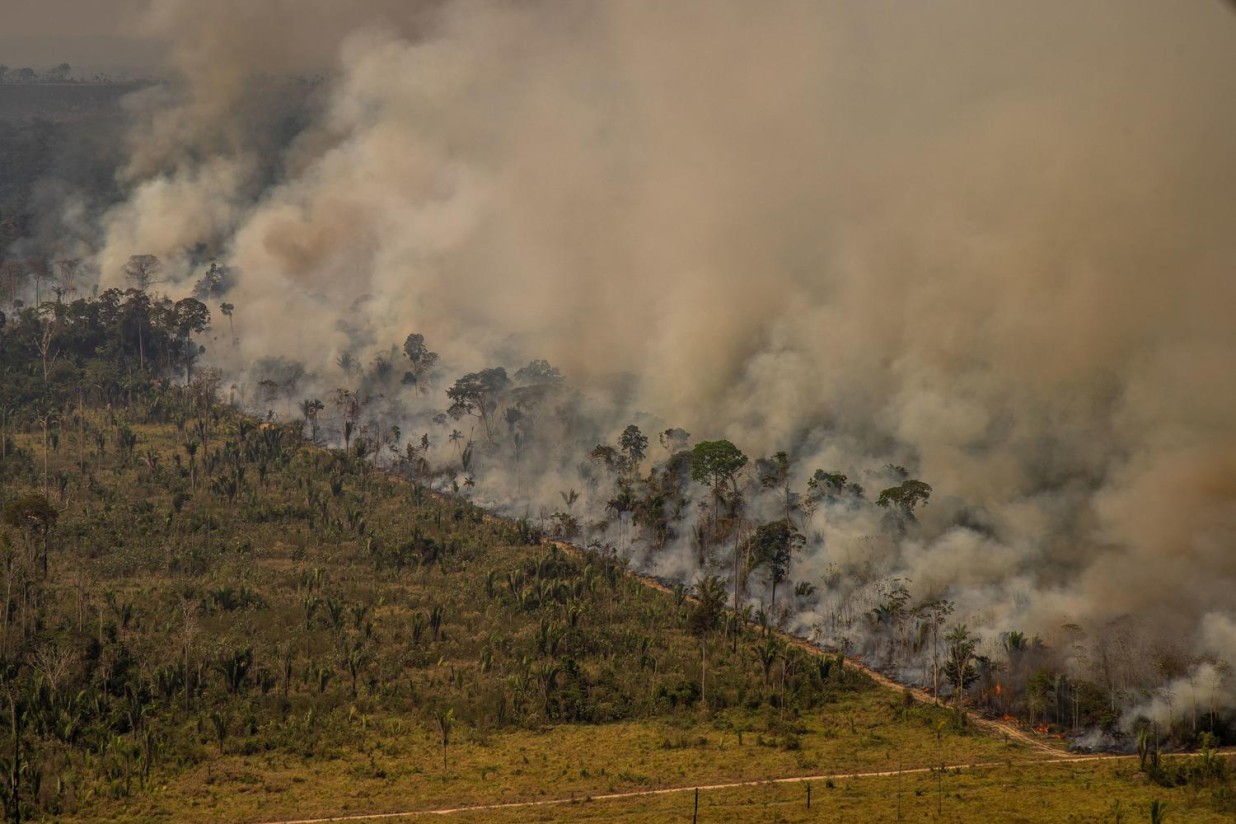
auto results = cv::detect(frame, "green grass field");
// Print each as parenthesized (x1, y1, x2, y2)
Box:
(436, 758, 1231, 824)
(69, 688, 1040, 822)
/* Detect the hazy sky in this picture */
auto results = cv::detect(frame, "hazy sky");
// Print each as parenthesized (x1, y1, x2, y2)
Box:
(1, 0, 156, 69)
(6, 0, 145, 36)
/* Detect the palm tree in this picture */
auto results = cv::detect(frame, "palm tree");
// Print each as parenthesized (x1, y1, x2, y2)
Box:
(210, 712, 227, 755)
(605, 483, 638, 553)
(344, 642, 369, 698)
(689, 575, 728, 637)
(754, 635, 783, 687)
(537, 663, 562, 718)
(434, 708, 454, 771)
(1002, 630, 1029, 716)
(299, 398, 324, 442)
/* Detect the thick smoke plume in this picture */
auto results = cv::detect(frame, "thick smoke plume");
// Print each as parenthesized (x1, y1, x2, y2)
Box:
(35, 1, 1236, 708)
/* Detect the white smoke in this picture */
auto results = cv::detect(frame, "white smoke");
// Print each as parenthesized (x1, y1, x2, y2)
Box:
(38, 0, 1236, 704)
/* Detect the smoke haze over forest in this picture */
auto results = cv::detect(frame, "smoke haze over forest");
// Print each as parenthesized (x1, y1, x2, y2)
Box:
(7, 0, 1236, 717)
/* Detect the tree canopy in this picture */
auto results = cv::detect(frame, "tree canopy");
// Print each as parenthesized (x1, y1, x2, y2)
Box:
(876, 479, 932, 516)
(446, 367, 509, 441)
(689, 439, 748, 492)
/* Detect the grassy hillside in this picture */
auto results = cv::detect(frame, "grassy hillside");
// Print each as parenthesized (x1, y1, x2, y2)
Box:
(0, 391, 975, 821)
(0, 399, 1228, 822)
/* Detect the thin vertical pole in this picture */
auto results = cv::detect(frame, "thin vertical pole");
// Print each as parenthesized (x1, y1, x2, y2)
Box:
(897, 748, 903, 822)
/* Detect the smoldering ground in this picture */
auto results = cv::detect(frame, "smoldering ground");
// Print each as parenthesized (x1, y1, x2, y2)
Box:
(12, 0, 1236, 713)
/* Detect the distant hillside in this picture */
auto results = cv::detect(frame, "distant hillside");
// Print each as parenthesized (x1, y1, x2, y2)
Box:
(0, 33, 166, 77)
(0, 77, 318, 260)
(0, 82, 142, 123)
(0, 82, 134, 256)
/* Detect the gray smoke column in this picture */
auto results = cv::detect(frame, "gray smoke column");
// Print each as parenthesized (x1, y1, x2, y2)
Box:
(88, 1, 1236, 687)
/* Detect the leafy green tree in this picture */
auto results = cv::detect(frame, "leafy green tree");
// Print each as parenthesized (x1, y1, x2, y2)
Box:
(805, 469, 863, 510)
(512, 359, 562, 386)
(171, 297, 210, 383)
(691, 440, 748, 493)
(401, 333, 439, 393)
(916, 599, 954, 701)
(746, 519, 803, 616)
(619, 425, 649, 474)
(877, 478, 932, 527)
(446, 368, 508, 442)
(590, 444, 621, 475)
(690, 439, 748, 542)
(121, 288, 153, 370)
(944, 625, 978, 716)
(756, 451, 797, 523)
(508, 360, 564, 418)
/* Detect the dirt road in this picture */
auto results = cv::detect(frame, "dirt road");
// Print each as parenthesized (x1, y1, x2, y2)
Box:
(252, 753, 1136, 824)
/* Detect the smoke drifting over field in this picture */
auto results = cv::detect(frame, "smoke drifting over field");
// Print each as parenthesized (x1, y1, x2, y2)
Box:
(27, 2, 1236, 703)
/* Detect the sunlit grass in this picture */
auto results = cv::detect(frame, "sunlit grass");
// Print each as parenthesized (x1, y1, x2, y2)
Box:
(72, 690, 1036, 823)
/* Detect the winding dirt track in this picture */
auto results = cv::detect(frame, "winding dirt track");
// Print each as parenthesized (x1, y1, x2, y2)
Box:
(252, 754, 1130, 824)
